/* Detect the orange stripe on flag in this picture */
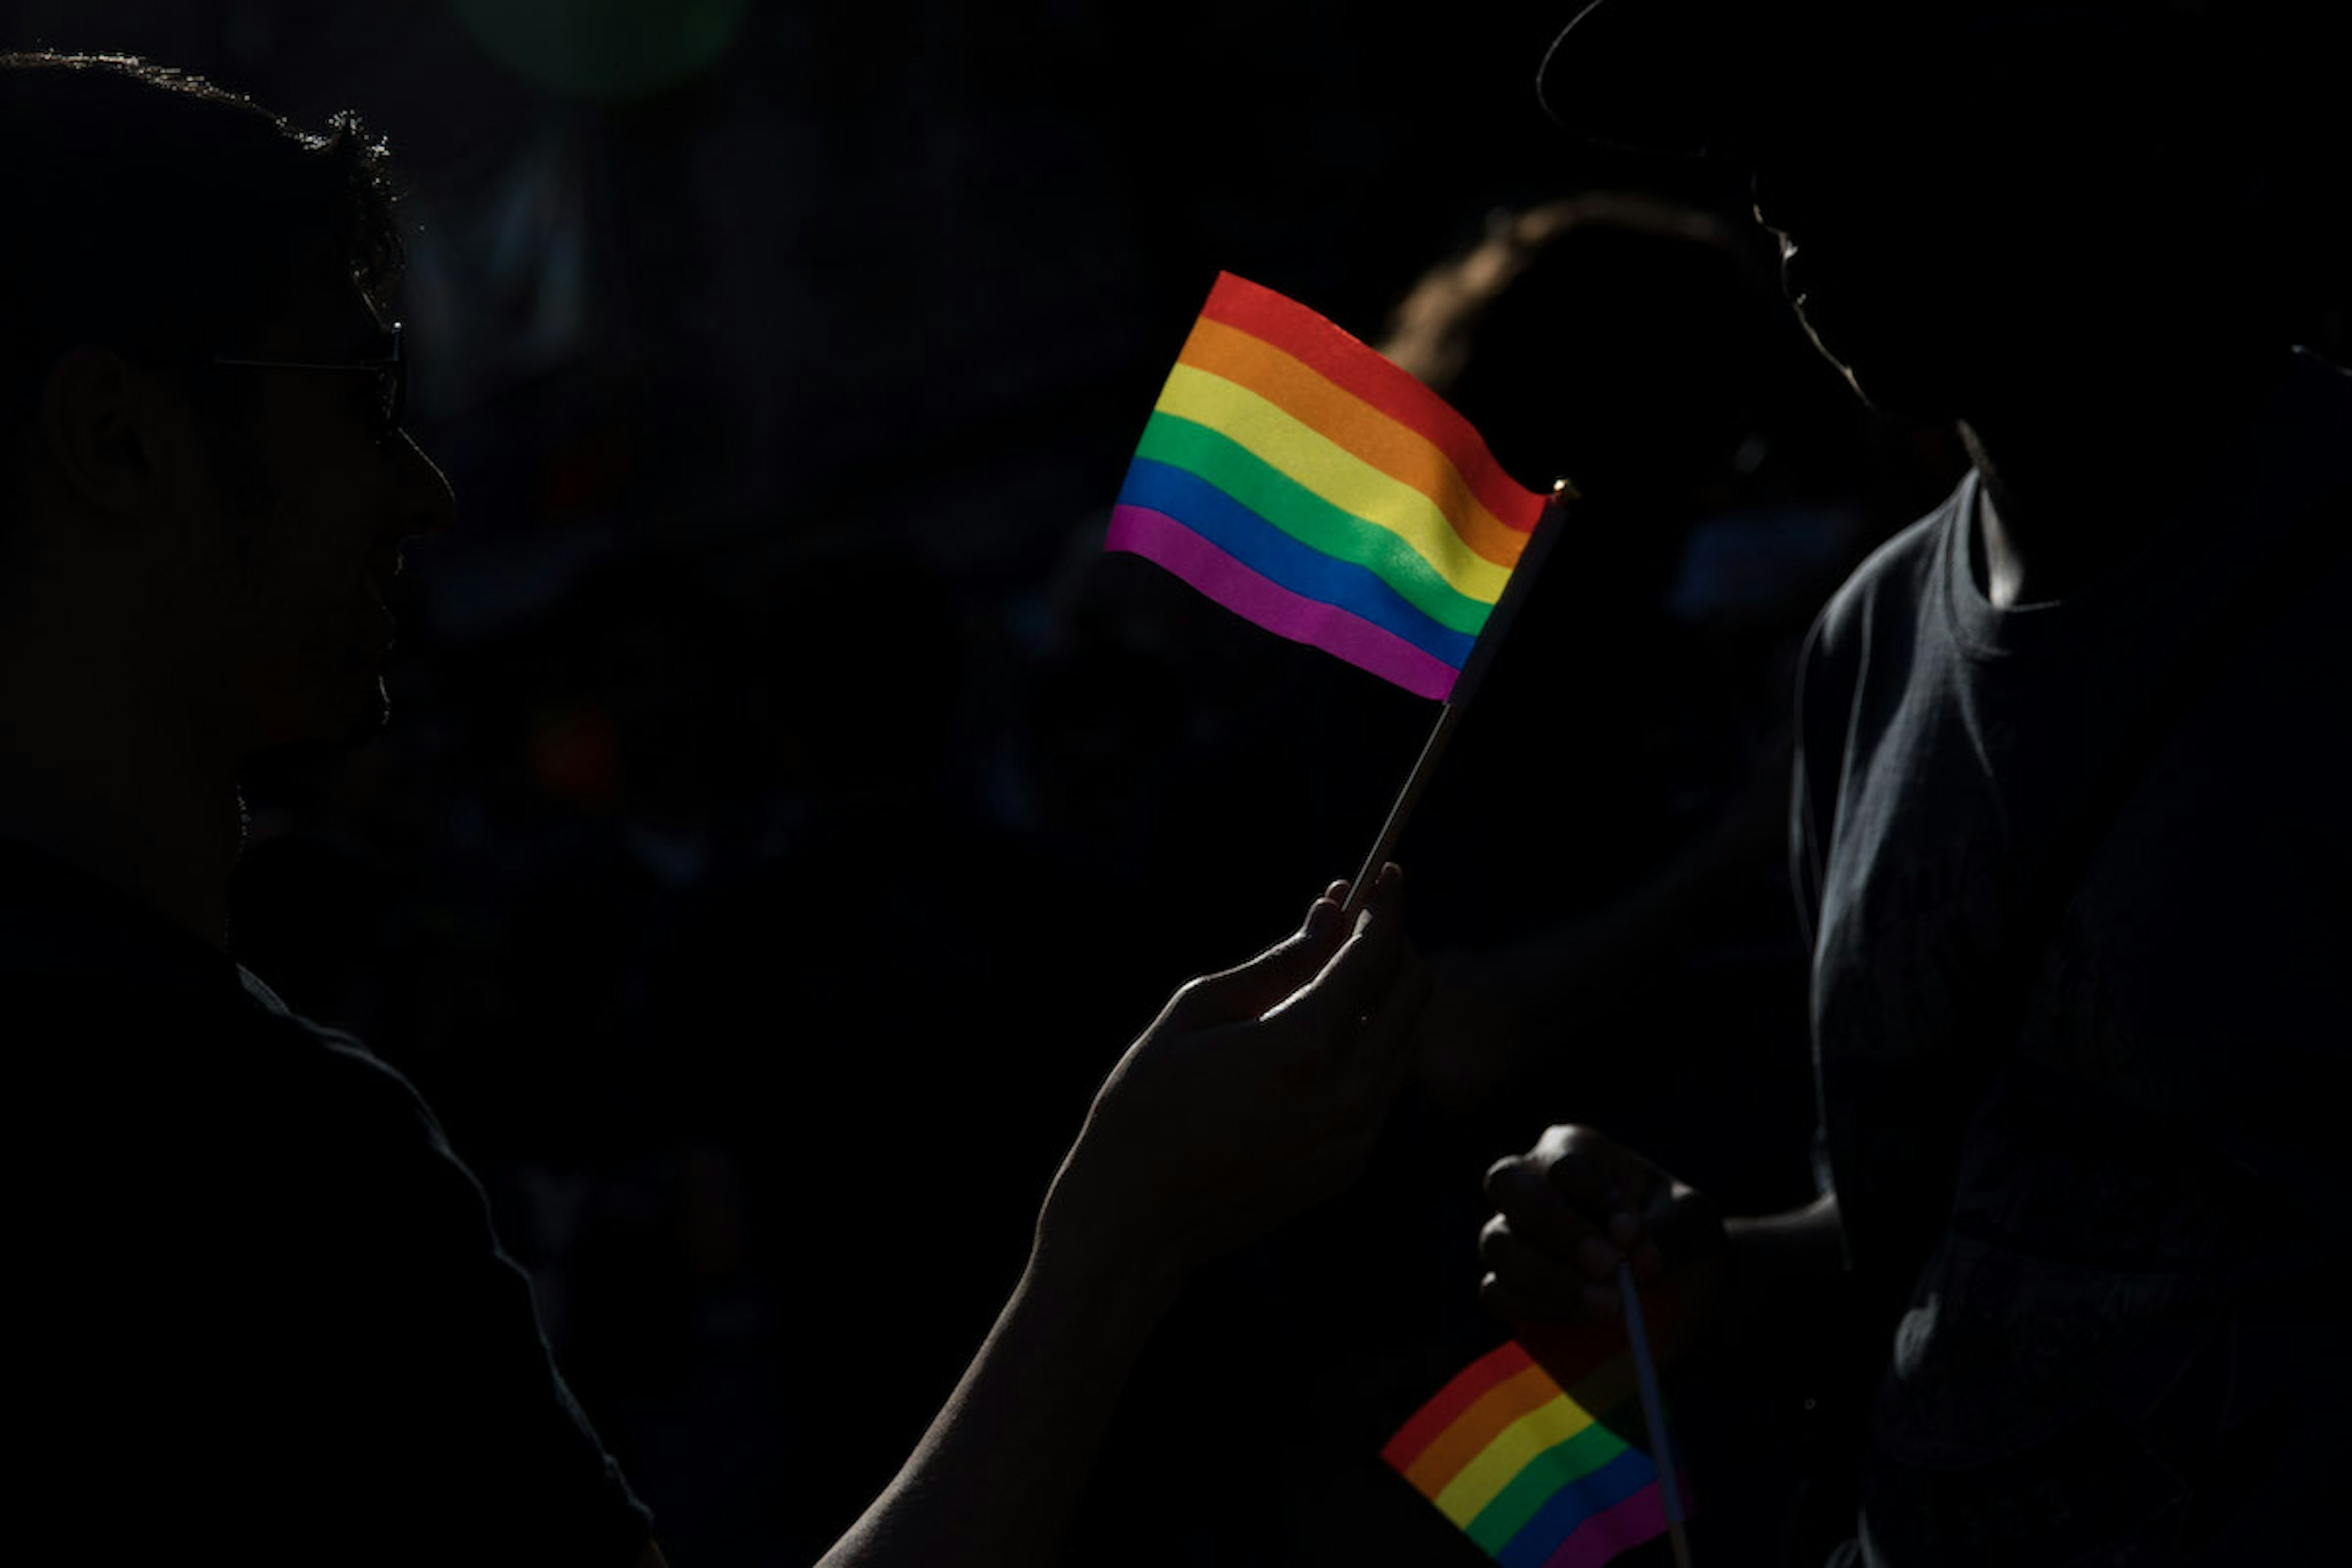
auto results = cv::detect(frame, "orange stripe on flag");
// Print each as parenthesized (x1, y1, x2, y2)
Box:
(1196, 271, 1546, 538)
(1380, 1340, 1533, 1472)
(1176, 316, 1532, 573)
(1401, 1359, 1567, 1498)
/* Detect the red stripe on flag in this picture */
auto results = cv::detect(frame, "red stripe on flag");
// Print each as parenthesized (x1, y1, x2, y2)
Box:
(1379, 1340, 1535, 1473)
(1197, 272, 1547, 537)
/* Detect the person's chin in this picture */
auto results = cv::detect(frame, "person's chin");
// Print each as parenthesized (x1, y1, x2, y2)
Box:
(339, 632, 395, 740)
(339, 670, 394, 742)
(1801, 318, 1969, 421)
(1836, 360, 1967, 422)
(347, 680, 393, 742)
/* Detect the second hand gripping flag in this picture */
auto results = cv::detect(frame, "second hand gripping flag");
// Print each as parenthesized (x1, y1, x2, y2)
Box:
(1106, 271, 1548, 701)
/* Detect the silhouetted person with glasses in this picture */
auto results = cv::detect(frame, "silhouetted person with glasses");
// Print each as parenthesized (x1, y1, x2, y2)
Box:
(1, 51, 1427, 1567)
(1477, 3, 2349, 1562)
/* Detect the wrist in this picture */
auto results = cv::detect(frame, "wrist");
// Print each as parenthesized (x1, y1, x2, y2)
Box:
(1030, 1168, 1191, 1329)
(1023, 1217, 1188, 1335)
(1702, 1193, 1843, 1362)
(1722, 1191, 1842, 1283)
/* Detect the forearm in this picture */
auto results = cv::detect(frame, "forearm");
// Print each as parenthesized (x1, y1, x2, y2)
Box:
(815, 871, 1420, 1568)
(813, 1234, 1183, 1568)
(1702, 1191, 1844, 1362)
(1724, 1191, 1842, 1286)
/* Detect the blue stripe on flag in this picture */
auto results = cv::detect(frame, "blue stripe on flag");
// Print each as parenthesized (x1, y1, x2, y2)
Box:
(1113, 458, 1476, 670)
(1494, 1446, 1660, 1568)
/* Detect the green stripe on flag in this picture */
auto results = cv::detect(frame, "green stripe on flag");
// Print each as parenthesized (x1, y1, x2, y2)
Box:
(1134, 412, 1494, 637)
(1466, 1420, 1634, 1554)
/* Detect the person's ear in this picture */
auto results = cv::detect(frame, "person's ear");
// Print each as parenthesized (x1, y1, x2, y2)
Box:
(36, 347, 198, 521)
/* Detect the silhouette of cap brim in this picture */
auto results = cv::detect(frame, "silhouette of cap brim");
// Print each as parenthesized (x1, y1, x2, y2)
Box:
(1536, 0, 1782, 157)
(1536, 2, 2289, 159)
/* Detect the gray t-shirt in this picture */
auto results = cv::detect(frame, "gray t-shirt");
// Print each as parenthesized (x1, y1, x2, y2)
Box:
(1790, 352, 2352, 1563)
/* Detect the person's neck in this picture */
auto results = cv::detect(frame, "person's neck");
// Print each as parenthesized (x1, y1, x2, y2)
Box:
(1961, 340, 2293, 608)
(0, 694, 244, 953)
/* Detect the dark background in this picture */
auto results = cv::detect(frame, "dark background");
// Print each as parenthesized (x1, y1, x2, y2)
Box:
(2, 2, 2005, 1563)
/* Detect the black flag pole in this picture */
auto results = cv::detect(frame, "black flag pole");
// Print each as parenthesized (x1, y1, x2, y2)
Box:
(1341, 480, 1575, 919)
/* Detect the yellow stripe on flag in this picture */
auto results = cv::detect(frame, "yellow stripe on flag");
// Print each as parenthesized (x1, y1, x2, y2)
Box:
(1401, 1359, 1564, 1496)
(1176, 316, 1532, 571)
(1431, 1390, 1601, 1526)
(1154, 363, 1515, 606)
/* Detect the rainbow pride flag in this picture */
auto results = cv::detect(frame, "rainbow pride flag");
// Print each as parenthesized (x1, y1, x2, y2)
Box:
(1384, 1305, 1695, 1568)
(1106, 271, 1550, 701)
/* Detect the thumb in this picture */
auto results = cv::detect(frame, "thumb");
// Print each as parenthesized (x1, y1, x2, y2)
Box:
(1261, 864, 1408, 1038)
(1163, 880, 1350, 1028)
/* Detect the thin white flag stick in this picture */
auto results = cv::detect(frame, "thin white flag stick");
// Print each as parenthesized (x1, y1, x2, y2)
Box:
(1342, 484, 1573, 918)
(1618, 1259, 1693, 1568)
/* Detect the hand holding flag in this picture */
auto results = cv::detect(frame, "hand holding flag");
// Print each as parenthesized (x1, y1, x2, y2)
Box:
(1478, 1123, 1727, 1329)
(1383, 1270, 1699, 1568)
(1430, 1124, 1727, 1566)
(1038, 866, 1431, 1277)
(1104, 271, 1570, 915)
(1098, 274, 1691, 1560)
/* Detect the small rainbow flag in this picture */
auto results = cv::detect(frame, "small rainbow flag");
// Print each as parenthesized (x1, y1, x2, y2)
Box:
(1106, 271, 1550, 701)
(1384, 1306, 1695, 1568)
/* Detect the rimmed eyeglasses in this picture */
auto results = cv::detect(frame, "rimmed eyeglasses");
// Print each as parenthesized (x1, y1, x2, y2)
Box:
(212, 322, 404, 437)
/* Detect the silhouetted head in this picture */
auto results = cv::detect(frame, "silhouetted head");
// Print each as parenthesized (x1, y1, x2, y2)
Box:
(1537, 2, 2345, 418)
(1381, 192, 1776, 506)
(0, 53, 453, 755)
(1, 53, 405, 440)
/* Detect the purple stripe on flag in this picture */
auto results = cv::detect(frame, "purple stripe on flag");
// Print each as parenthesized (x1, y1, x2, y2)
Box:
(1107, 505, 1459, 699)
(1542, 1478, 1675, 1568)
